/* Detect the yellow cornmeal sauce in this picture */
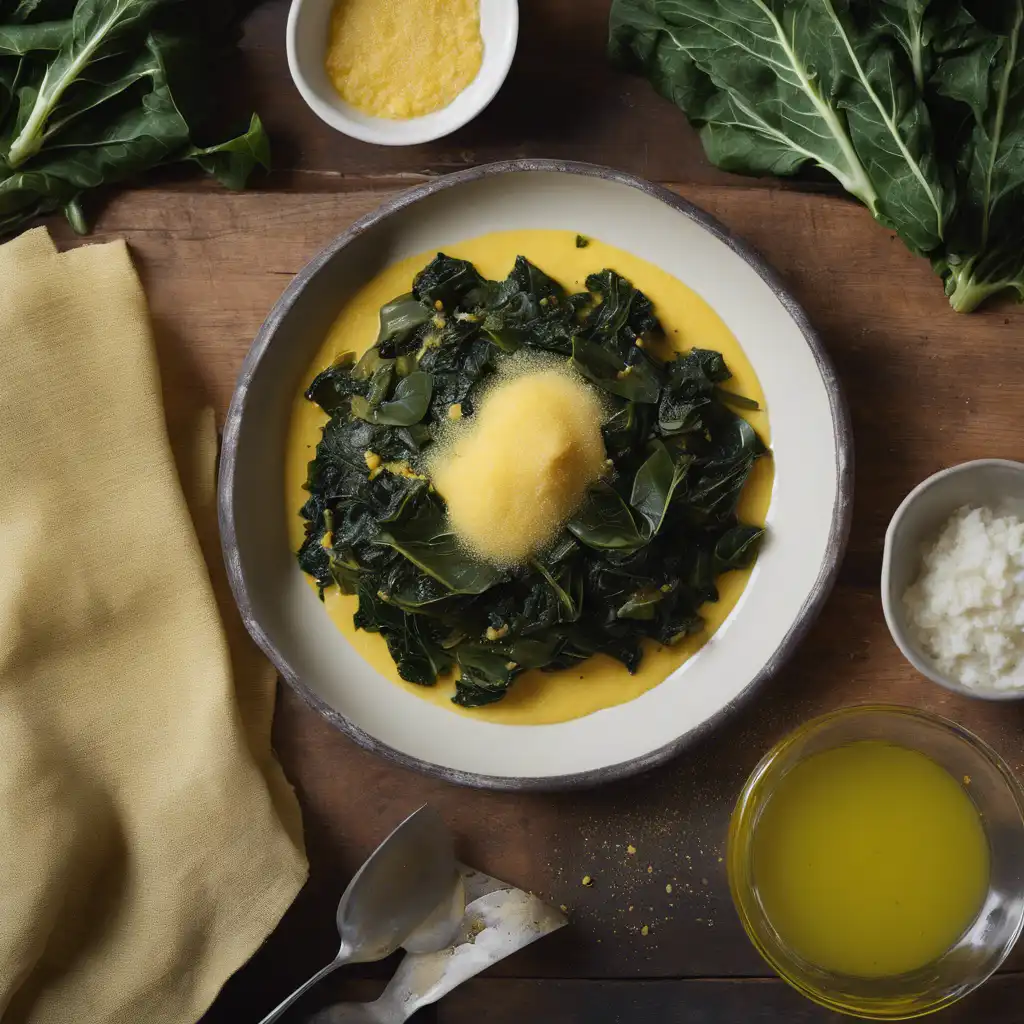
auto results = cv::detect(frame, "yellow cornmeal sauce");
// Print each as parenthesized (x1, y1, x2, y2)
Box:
(326, 0, 483, 119)
(285, 230, 774, 725)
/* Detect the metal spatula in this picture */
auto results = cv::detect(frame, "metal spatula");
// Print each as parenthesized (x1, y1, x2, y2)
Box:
(306, 865, 568, 1024)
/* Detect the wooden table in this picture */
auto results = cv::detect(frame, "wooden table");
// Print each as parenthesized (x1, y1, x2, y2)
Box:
(49, 2, 1024, 1020)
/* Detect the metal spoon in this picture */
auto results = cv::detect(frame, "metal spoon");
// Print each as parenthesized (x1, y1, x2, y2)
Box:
(256, 805, 458, 1024)
(307, 865, 568, 1024)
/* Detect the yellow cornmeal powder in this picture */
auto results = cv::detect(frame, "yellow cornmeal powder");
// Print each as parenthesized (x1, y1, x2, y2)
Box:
(429, 368, 606, 565)
(325, 0, 483, 119)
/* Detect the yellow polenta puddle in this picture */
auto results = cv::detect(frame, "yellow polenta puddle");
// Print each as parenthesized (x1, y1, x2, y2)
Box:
(752, 742, 989, 978)
(429, 365, 606, 565)
(285, 229, 774, 725)
(326, 0, 483, 119)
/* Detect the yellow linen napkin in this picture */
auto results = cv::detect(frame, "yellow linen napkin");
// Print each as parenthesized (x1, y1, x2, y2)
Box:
(0, 229, 307, 1023)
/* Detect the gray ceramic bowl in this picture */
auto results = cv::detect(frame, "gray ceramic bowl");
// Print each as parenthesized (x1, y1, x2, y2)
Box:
(881, 459, 1024, 701)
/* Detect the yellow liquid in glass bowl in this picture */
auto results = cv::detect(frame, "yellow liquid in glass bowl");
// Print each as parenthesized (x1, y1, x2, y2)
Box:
(752, 741, 990, 978)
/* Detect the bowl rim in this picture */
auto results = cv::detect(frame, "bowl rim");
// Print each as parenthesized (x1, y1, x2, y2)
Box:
(727, 703, 1024, 1019)
(881, 458, 1024, 703)
(217, 158, 855, 790)
(285, 0, 520, 146)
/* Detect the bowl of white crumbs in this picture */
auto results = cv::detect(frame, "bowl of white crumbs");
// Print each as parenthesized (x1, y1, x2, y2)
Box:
(882, 460, 1024, 700)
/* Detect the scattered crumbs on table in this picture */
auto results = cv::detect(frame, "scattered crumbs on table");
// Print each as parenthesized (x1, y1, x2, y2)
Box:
(544, 763, 734, 945)
(559, 904, 568, 913)
(964, 774, 972, 786)
(641, 925, 649, 936)
(582, 875, 594, 887)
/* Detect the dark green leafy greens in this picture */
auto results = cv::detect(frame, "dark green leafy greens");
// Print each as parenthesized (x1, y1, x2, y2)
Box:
(609, 0, 1024, 312)
(298, 250, 769, 708)
(0, 0, 269, 236)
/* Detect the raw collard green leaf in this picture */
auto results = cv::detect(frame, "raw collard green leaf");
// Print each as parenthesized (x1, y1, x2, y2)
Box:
(609, 0, 1024, 309)
(298, 249, 769, 707)
(606, 0, 1024, 311)
(184, 113, 270, 190)
(609, 0, 950, 255)
(930, 0, 1024, 310)
(0, 0, 268, 236)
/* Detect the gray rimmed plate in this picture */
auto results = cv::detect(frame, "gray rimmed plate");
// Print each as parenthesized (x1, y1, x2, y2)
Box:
(218, 160, 853, 790)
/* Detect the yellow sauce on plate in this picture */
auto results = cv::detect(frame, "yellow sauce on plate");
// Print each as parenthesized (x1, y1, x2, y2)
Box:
(752, 741, 990, 978)
(284, 229, 774, 725)
(325, 0, 483, 119)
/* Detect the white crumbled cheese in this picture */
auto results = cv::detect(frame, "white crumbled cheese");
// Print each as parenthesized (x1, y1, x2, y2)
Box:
(904, 506, 1024, 691)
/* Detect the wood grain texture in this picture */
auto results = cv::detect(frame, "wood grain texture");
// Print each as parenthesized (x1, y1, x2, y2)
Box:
(41, 184, 1024, 1019)
(433, 976, 1024, 1024)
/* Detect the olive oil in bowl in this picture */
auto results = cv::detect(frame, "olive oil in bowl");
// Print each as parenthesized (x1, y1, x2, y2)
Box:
(729, 706, 1024, 1019)
(751, 741, 988, 978)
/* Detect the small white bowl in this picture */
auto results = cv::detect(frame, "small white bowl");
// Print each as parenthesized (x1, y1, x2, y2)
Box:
(286, 0, 518, 146)
(881, 459, 1024, 701)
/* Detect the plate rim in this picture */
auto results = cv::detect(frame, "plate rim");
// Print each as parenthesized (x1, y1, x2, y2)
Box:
(218, 158, 855, 791)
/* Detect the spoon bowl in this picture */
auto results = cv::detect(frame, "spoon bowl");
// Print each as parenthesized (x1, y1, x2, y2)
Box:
(257, 805, 458, 1023)
(336, 805, 458, 962)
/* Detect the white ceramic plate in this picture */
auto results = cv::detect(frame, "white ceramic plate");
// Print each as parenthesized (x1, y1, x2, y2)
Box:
(287, 0, 518, 146)
(219, 161, 853, 790)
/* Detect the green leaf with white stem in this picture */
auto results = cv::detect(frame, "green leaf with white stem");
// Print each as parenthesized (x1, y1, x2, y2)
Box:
(0, 2, 268, 237)
(0, 20, 70, 55)
(610, 0, 953, 255)
(931, 0, 1024, 311)
(8, 0, 168, 167)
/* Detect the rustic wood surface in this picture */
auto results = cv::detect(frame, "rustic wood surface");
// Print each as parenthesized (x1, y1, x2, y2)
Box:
(43, 0, 1024, 1020)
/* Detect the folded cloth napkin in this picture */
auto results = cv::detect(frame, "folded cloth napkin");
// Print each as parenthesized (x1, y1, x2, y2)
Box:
(0, 229, 307, 1023)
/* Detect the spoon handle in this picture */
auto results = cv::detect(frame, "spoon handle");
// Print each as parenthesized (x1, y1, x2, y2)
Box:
(256, 958, 344, 1024)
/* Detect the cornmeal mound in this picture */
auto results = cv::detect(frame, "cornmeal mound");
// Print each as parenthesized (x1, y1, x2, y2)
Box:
(429, 367, 606, 564)
(326, 0, 483, 119)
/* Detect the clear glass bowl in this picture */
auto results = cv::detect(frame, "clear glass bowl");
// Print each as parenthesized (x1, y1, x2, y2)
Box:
(728, 705, 1024, 1019)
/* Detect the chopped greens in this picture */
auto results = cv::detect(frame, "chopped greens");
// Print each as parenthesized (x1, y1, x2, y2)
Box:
(297, 252, 769, 708)
(608, 0, 1024, 313)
